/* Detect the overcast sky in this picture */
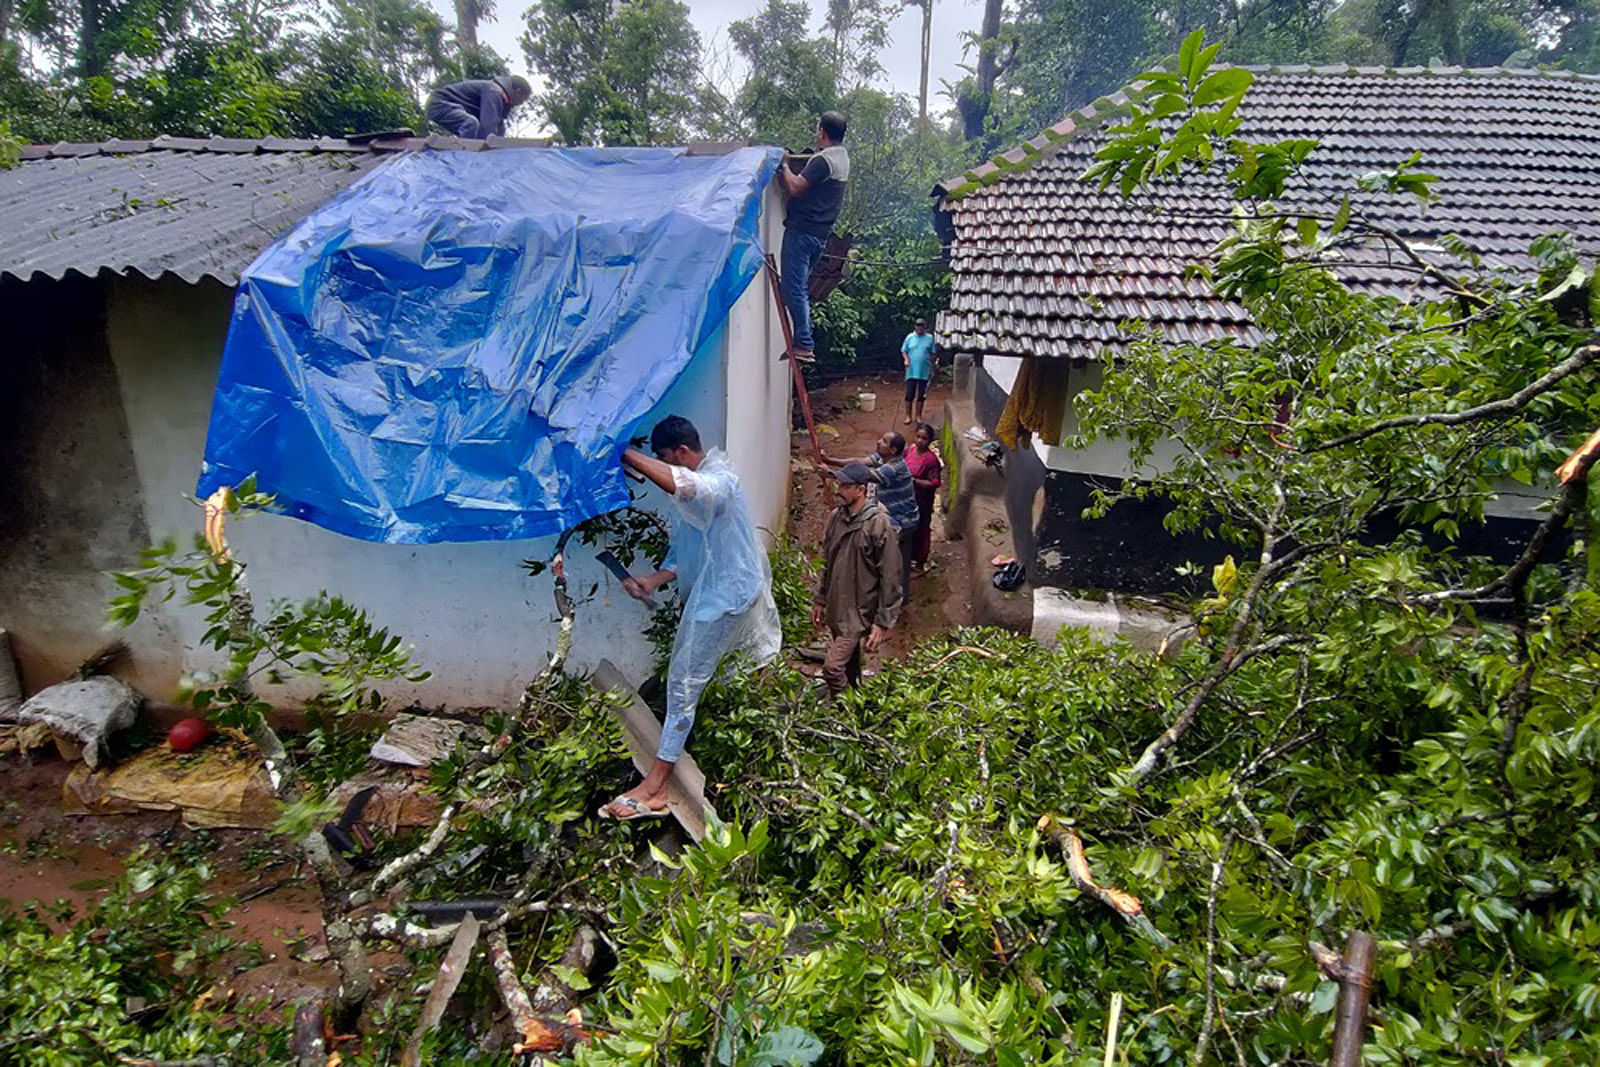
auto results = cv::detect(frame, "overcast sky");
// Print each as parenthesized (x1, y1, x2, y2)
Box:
(428, 0, 983, 135)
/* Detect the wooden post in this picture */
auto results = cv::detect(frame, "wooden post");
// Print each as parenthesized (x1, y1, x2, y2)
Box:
(1328, 930, 1376, 1067)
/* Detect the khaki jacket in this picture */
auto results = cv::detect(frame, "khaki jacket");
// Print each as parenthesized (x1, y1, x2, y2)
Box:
(816, 499, 903, 638)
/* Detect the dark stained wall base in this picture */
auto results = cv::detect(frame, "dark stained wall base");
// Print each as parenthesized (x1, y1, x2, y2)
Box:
(1034, 469, 1564, 598)
(1035, 471, 1225, 596)
(974, 360, 1008, 434)
(0, 276, 154, 690)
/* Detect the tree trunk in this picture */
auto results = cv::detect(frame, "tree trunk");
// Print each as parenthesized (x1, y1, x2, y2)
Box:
(917, 0, 931, 125)
(961, 0, 1003, 141)
(78, 0, 104, 78)
(454, 0, 478, 55)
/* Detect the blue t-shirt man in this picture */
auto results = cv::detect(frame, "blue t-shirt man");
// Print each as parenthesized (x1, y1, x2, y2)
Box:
(902, 326, 935, 381)
(900, 318, 937, 423)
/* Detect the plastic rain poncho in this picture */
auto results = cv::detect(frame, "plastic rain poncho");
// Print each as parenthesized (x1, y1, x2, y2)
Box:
(655, 449, 781, 762)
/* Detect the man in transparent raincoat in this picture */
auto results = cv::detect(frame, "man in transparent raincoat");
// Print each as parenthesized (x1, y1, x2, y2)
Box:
(599, 415, 782, 821)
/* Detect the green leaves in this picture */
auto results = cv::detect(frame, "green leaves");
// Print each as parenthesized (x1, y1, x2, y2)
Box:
(1355, 150, 1439, 202)
(1083, 30, 1253, 195)
(745, 1026, 824, 1066)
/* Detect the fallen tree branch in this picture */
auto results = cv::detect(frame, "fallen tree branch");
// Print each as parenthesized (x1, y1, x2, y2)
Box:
(529, 924, 608, 1016)
(361, 898, 607, 948)
(925, 645, 1005, 672)
(487, 928, 599, 1057)
(287, 1000, 325, 1067)
(1419, 440, 1599, 606)
(1306, 343, 1599, 454)
(351, 802, 460, 906)
(1126, 500, 1314, 784)
(1038, 815, 1170, 947)
(1192, 835, 1235, 1066)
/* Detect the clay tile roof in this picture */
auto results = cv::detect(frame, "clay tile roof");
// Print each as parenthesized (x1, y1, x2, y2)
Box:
(0, 132, 574, 285)
(934, 66, 1600, 362)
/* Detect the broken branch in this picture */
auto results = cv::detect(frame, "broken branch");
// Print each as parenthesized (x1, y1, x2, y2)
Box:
(487, 928, 599, 1057)
(1038, 815, 1170, 947)
(1307, 343, 1599, 454)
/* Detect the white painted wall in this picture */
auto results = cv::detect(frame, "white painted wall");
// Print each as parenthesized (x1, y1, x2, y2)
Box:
(103, 191, 790, 707)
(724, 185, 793, 543)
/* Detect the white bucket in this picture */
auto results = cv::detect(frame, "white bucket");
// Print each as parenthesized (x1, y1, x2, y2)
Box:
(857, 392, 877, 412)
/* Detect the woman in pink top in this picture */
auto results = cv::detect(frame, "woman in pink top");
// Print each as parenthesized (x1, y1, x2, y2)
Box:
(905, 423, 943, 574)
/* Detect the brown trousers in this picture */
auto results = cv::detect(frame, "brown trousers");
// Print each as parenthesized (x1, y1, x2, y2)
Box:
(822, 633, 864, 699)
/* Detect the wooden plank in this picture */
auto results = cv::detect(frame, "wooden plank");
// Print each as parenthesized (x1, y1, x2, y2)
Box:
(401, 912, 481, 1067)
(591, 659, 716, 841)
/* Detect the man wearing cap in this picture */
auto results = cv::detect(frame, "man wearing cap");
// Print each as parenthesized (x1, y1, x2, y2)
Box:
(901, 317, 936, 426)
(813, 461, 903, 699)
(425, 74, 532, 139)
(821, 431, 919, 595)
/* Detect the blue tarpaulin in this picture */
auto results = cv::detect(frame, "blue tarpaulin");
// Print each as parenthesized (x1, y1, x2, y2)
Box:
(197, 145, 783, 543)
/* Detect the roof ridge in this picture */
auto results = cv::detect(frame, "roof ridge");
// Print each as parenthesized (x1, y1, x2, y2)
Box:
(1236, 62, 1600, 80)
(935, 63, 1600, 201)
(17, 132, 561, 161)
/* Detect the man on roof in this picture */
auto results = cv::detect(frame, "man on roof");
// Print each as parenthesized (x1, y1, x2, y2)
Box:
(776, 110, 850, 364)
(425, 74, 533, 139)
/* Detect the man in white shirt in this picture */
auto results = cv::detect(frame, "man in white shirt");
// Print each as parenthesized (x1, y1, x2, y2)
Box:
(600, 415, 781, 820)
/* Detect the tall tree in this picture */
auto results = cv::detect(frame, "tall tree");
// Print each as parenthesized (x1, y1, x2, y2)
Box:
(452, 0, 491, 53)
(823, 0, 894, 88)
(908, 0, 932, 123)
(955, 0, 1014, 141)
(522, 0, 704, 145)
(726, 0, 838, 148)
(327, 0, 452, 99)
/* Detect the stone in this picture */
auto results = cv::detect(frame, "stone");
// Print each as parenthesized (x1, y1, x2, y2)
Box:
(16, 676, 141, 769)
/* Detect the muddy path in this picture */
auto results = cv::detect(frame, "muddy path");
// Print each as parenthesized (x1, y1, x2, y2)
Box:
(786, 371, 973, 665)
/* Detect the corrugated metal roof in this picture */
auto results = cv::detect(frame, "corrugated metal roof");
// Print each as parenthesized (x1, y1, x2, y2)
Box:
(934, 66, 1600, 362)
(0, 133, 563, 285)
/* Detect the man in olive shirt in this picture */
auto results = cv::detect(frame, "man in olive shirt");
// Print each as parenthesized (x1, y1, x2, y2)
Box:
(776, 111, 850, 363)
(812, 462, 902, 699)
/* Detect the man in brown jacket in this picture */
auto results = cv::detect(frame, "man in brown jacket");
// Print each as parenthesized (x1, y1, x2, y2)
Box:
(812, 461, 903, 698)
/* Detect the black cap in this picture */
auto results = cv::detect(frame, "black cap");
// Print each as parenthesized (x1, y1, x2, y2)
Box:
(829, 461, 878, 486)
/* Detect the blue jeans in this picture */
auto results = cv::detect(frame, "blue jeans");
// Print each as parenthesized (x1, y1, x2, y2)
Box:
(780, 227, 827, 353)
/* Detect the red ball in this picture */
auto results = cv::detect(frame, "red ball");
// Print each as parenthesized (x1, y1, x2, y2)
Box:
(168, 718, 213, 753)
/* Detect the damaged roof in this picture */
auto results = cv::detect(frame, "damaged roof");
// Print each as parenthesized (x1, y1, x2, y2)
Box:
(935, 66, 1600, 361)
(0, 134, 559, 285)
(0, 133, 748, 286)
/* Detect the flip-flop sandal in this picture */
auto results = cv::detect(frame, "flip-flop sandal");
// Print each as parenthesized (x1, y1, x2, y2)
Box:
(598, 794, 671, 822)
(990, 553, 1016, 567)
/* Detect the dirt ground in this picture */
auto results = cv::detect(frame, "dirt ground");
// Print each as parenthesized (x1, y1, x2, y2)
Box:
(0, 753, 343, 1010)
(0, 374, 974, 1021)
